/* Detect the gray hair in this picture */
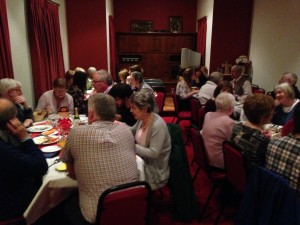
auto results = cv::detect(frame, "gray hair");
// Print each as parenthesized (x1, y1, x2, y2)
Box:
(0, 98, 17, 127)
(88, 93, 116, 121)
(87, 67, 97, 76)
(95, 69, 113, 85)
(215, 92, 236, 112)
(231, 65, 243, 74)
(0, 78, 21, 97)
(275, 82, 295, 99)
(129, 89, 155, 113)
(282, 72, 298, 85)
(209, 71, 223, 84)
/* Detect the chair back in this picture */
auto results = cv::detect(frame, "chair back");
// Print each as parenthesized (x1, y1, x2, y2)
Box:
(223, 141, 247, 194)
(197, 107, 206, 130)
(190, 127, 209, 171)
(155, 92, 165, 115)
(190, 98, 201, 128)
(172, 93, 179, 114)
(95, 181, 151, 225)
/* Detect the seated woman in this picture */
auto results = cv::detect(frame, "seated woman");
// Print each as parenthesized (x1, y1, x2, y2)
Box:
(202, 92, 236, 169)
(272, 82, 299, 125)
(118, 68, 129, 83)
(191, 66, 208, 89)
(205, 81, 233, 113)
(176, 67, 199, 110)
(129, 89, 171, 190)
(231, 94, 275, 173)
(67, 71, 88, 115)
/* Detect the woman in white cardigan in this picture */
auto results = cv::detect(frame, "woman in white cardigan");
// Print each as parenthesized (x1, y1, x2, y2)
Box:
(129, 89, 171, 190)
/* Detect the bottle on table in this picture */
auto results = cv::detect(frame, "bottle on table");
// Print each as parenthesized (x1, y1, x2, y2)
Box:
(73, 107, 80, 126)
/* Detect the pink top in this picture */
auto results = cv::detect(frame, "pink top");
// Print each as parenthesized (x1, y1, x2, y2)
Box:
(202, 111, 236, 168)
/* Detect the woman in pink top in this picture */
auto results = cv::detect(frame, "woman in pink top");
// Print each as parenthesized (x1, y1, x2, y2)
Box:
(202, 92, 236, 169)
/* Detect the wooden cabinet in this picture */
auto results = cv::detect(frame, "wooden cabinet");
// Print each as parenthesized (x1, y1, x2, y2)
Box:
(116, 32, 197, 81)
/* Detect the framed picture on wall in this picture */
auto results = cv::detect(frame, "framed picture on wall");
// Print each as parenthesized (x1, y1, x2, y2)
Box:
(169, 16, 182, 33)
(130, 20, 153, 32)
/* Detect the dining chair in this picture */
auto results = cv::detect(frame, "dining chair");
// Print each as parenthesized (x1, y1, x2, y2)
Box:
(155, 92, 166, 115)
(190, 128, 226, 222)
(0, 216, 26, 225)
(213, 141, 247, 224)
(95, 181, 151, 225)
(171, 93, 191, 124)
(190, 98, 201, 129)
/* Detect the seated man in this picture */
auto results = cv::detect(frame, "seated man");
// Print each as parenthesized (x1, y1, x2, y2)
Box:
(61, 93, 138, 225)
(108, 83, 136, 126)
(36, 78, 74, 115)
(197, 71, 223, 105)
(0, 78, 34, 127)
(230, 65, 252, 103)
(0, 98, 48, 221)
(266, 102, 300, 196)
(92, 69, 114, 94)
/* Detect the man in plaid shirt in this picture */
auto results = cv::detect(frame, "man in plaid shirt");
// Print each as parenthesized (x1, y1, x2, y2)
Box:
(265, 102, 300, 196)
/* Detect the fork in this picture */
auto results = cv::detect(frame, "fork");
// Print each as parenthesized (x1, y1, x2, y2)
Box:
(48, 158, 61, 168)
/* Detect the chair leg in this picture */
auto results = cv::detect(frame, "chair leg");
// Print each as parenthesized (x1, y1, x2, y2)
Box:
(192, 166, 201, 182)
(198, 183, 218, 221)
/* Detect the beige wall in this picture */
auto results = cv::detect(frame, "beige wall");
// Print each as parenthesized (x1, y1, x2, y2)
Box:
(6, 0, 69, 107)
(196, 0, 214, 73)
(248, 0, 300, 92)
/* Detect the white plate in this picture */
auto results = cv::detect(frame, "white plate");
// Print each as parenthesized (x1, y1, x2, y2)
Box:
(41, 145, 61, 153)
(33, 135, 60, 145)
(27, 125, 53, 133)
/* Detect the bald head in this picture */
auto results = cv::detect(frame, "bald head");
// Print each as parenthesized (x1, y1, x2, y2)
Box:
(0, 98, 17, 127)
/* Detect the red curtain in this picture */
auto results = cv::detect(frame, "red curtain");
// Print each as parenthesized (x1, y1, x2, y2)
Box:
(109, 15, 117, 81)
(197, 16, 207, 66)
(27, 0, 65, 103)
(0, 0, 14, 78)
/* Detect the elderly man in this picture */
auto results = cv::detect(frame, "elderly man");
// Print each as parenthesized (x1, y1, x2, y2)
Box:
(0, 98, 48, 221)
(231, 65, 252, 103)
(197, 71, 223, 105)
(61, 93, 138, 225)
(0, 78, 34, 127)
(36, 78, 74, 115)
(92, 69, 114, 94)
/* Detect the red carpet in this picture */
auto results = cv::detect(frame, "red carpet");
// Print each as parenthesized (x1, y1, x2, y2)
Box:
(152, 117, 236, 225)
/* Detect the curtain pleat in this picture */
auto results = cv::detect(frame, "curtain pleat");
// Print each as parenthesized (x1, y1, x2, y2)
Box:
(0, 0, 14, 78)
(27, 0, 65, 104)
(197, 17, 207, 66)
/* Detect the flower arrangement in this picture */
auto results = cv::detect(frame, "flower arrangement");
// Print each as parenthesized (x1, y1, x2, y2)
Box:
(235, 55, 249, 65)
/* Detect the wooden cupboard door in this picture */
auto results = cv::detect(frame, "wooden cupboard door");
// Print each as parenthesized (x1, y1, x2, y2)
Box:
(143, 54, 169, 78)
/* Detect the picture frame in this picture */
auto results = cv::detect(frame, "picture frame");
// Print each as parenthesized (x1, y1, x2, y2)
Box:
(169, 16, 182, 33)
(130, 20, 153, 32)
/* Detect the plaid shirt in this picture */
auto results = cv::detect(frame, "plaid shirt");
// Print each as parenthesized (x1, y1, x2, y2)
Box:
(266, 134, 300, 195)
(61, 121, 138, 223)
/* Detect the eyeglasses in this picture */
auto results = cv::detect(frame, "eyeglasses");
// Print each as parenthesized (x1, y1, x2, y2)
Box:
(92, 80, 101, 84)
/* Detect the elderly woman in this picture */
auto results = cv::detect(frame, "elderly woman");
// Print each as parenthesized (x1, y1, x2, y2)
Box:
(272, 82, 300, 125)
(202, 92, 236, 169)
(129, 89, 171, 190)
(231, 94, 275, 173)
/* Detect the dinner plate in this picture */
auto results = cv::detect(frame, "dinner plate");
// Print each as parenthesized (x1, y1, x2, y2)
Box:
(33, 135, 60, 145)
(42, 128, 57, 136)
(41, 145, 61, 153)
(27, 125, 53, 133)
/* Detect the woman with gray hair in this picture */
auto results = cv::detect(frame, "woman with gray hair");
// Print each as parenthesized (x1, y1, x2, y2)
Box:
(129, 89, 171, 190)
(202, 92, 236, 169)
(272, 82, 300, 125)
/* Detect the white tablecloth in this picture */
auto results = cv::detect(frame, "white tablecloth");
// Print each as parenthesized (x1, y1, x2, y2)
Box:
(24, 156, 145, 224)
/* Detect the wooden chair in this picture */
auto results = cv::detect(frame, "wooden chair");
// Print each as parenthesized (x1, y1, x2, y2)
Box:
(213, 141, 247, 224)
(95, 181, 151, 225)
(190, 128, 226, 222)
(171, 93, 191, 124)
(155, 92, 166, 115)
(190, 98, 201, 129)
